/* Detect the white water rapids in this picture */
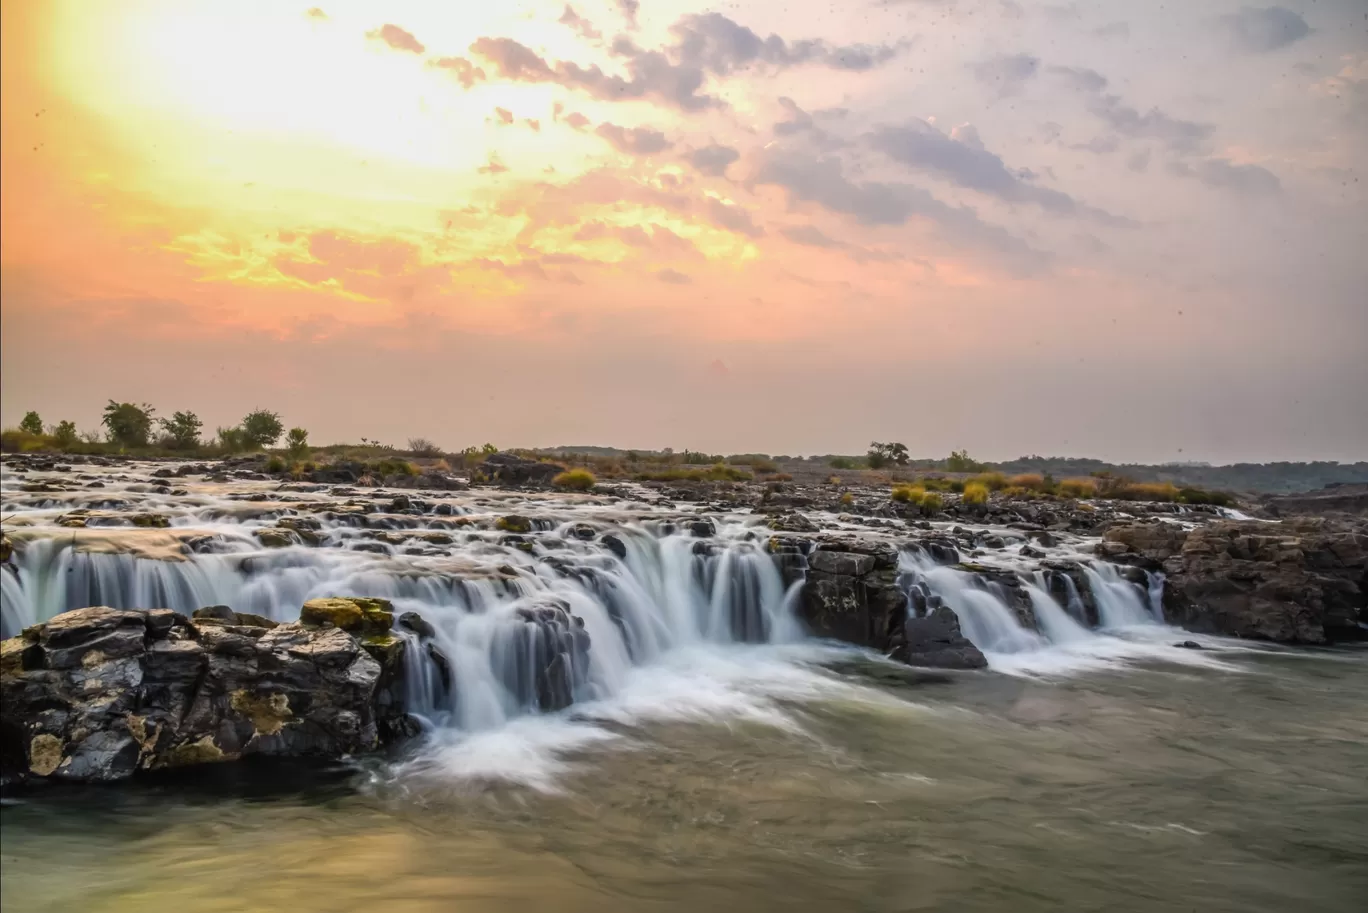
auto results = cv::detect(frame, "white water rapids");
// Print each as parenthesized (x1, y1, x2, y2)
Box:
(1, 459, 1241, 789)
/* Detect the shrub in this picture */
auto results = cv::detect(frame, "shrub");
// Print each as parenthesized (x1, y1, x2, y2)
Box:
(970, 472, 1008, 491)
(1177, 487, 1235, 507)
(102, 401, 156, 448)
(828, 456, 859, 470)
(407, 437, 443, 457)
(19, 411, 44, 435)
(159, 411, 203, 449)
(1009, 473, 1049, 492)
(1058, 478, 1098, 498)
(51, 421, 79, 447)
(285, 427, 310, 459)
(839, 492, 855, 507)
(827, 475, 841, 485)
(553, 468, 597, 491)
(891, 484, 926, 505)
(264, 455, 287, 473)
(962, 482, 990, 506)
(367, 457, 419, 477)
(433, 458, 451, 472)
(242, 409, 284, 448)
(920, 491, 944, 512)
(768, 472, 793, 482)
(750, 459, 780, 474)
(216, 426, 250, 453)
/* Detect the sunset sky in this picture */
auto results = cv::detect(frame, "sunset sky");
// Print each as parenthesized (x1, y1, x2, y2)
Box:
(2, 0, 1365, 462)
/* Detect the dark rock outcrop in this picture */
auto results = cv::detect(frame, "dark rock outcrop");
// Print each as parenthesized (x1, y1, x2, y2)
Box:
(1103, 519, 1368, 643)
(1, 598, 413, 784)
(896, 606, 988, 669)
(478, 452, 562, 487)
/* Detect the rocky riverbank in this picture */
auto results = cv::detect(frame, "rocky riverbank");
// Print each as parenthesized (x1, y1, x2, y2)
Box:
(3, 452, 1365, 784)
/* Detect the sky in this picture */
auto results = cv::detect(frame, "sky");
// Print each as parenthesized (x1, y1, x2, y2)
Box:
(2, 0, 1365, 463)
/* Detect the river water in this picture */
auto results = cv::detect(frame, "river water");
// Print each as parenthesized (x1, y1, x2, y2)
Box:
(2, 460, 1366, 911)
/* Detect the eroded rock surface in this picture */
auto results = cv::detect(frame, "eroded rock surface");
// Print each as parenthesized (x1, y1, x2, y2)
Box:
(1, 599, 412, 783)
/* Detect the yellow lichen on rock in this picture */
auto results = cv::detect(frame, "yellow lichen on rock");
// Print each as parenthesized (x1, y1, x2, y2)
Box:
(300, 596, 394, 635)
(29, 734, 64, 776)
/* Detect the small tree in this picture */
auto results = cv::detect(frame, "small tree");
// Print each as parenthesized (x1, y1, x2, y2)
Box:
(241, 409, 284, 449)
(946, 449, 984, 473)
(51, 421, 79, 447)
(407, 437, 442, 457)
(19, 411, 44, 435)
(159, 411, 203, 449)
(285, 427, 310, 459)
(867, 442, 910, 469)
(102, 401, 156, 448)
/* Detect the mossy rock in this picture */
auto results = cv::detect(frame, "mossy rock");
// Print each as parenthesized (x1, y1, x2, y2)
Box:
(0, 534, 11, 564)
(131, 513, 171, 528)
(495, 515, 533, 534)
(300, 596, 394, 636)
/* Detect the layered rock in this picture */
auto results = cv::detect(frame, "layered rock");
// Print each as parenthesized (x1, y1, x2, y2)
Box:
(1, 598, 413, 784)
(478, 452, 562, 487)
(1102, 519, 1368, 643)
(778, 536, 987, 669)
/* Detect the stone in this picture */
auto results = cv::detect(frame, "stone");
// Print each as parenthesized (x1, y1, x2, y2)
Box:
(478, 453, 562, 487)
(600, 533, 628, 559)
(300, 597, 395, 637)
(0, 604, 414, 783)
(896, 607, 989, 670)
(496, 515, 533, 534)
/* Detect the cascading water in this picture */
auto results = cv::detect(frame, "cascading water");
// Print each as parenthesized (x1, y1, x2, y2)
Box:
(1, 475, 802, 735)
(898, 547, 1171, 666)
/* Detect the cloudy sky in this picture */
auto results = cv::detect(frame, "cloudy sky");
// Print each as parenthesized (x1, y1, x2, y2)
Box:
(2, 0, 1365, 462)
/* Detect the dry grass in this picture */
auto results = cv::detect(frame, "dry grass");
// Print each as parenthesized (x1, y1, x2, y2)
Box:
(1058, 478, 1099, 498)
(962, 481, 990, 506)
(552, 468, 597, 491)
(891, 484, 926, 505)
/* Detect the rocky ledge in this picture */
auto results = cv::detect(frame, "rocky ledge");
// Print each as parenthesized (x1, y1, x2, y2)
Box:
(1101, 518, 1368, 643)
(0, 598, 417, 784)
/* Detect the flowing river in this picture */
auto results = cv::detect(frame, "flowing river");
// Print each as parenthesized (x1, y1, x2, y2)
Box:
(2, 459, 1365, 911)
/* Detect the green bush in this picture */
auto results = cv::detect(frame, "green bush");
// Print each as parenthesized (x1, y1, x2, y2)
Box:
(920, 492, 944, 512)
(828, 456, 860, 470)
(264, 455, 287, 473)
(286, 427, 310, 459)
(552, 468, 597, 491)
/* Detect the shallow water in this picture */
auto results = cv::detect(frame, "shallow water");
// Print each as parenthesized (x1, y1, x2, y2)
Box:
(5, 644, 1366, 912)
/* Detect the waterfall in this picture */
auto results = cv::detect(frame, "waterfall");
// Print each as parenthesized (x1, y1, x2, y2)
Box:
(1084, 562, 1164, 627)
(1, 521, 798, 734)
(899, 549, 1168, 660)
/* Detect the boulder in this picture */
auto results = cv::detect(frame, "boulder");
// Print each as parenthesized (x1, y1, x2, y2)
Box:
(1, 603, 412, 783)
(790, 538, 908, 653)
(300, 596, 394, 637)
(895, 607, 988, 670)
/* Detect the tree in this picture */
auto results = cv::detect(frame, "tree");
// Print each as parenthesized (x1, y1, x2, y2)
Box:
(159, 411, 203, 449)
(216, 426, 249, 453)
(51, 421, 79, 447)
(19, 411, 44, 435)
(946, 449, 985, 473)
(241, 409, 284, 449)
(285, 427, 310, 458)
(867, 442, 910, 469)
(102, 401, 156, 448)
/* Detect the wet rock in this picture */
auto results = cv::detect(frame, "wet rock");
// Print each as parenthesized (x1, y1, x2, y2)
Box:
(600, 533, 628, 559)
(1174, 640, 1203, 650)
(1, 604, 411, 783)
(496, 515, 533, 534)
(689, 518, 716, 538)
(396, 611, 436, 640)
(0, 534, 11, 564)
(895, 607, 988, 670)
(793, 539, 907, 653)
(254, 528, 296, 549)
(300, 597, 394, 637)
(1108, 518, 1367, 643)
